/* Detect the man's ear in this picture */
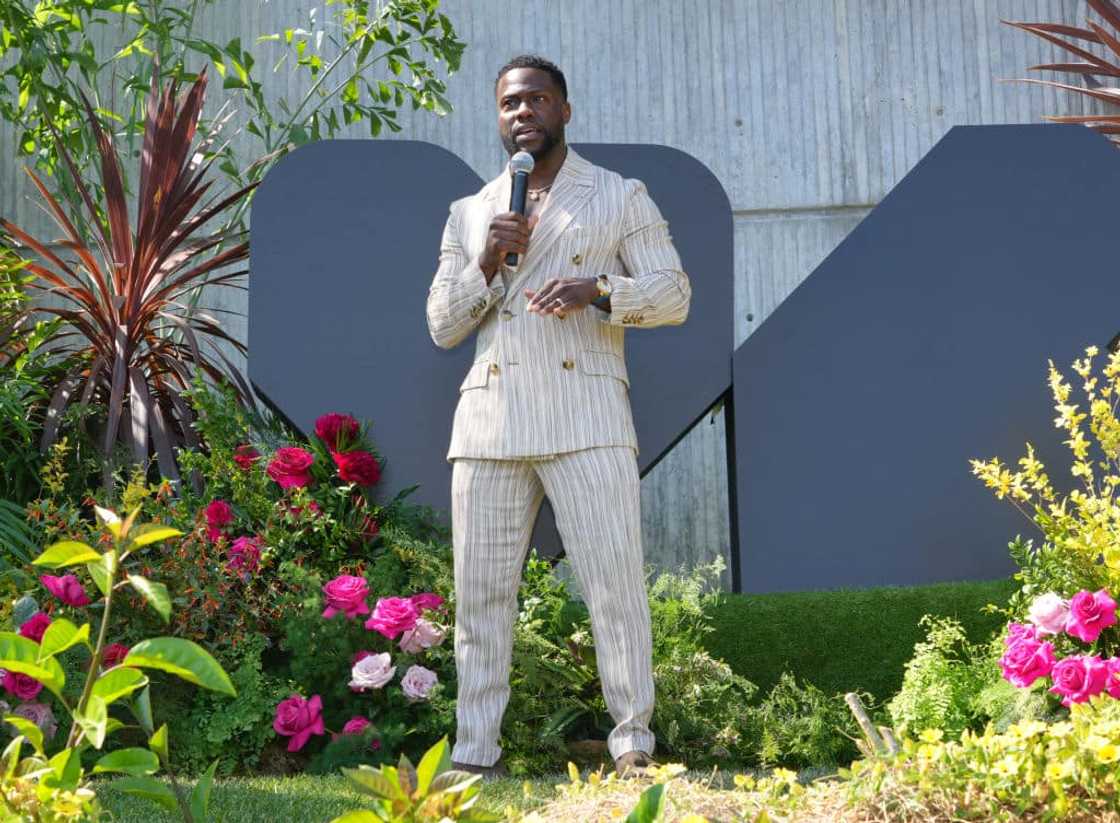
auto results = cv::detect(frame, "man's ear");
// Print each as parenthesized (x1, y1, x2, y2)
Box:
(562, 101, 572, 125)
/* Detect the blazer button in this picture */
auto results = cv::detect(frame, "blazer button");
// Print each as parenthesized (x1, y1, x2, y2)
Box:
(562, 359, 574, 370)
(489, 363, 500, 375)
(500, 310, 513, 320)
(571, 253, 582, 266)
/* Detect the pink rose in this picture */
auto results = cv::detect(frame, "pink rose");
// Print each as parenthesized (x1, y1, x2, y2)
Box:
(40, 574, 91, 607)
(18, 613, 50, 643)
(1005, 622, 1039, 646)
(410, 593, 445, 613)
(3, 672, 42, 701)
(401, 665, 438, 701)
(1106, 657, 1120, 700)
(1049, 655, 1110, 706)
(315, 413, 360, 451)
(1065, 589, 1118, 644)
(341, 716, 371, 736)
(322, 575, 371, 620)
(204, 499, 234, 541)
(267, 447, 315, 489)
(233, 444, 260, 471)
(349, 652, 396, 691)
(365, 597, 420, 639)
(1028, 593, 1070, 636)
(399, 618, 446, 654)
(331, 450, 381, 486)
(227, 536, 263, 574)
(12, 702, 56, 741)
(999, 635, 1055, 688)
(102, 643, 130, 669)
(273, 694, 325, 752)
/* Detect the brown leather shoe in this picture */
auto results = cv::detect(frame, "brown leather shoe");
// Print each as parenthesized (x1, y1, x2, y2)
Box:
(451, 759, 509, 780)
(614, 749, 656, 779)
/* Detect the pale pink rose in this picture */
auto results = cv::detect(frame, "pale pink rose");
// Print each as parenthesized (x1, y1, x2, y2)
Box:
(399, 618, 446, 654)
(321, 575, 371, 620)
(273, 694, 324, 752)
(999, 635, 1055, 688)
(410, 592, 445, 613)
(365, 597, 420, 639)
(12, 702, 56, 741)
(349, 652, 396, 691)
(1005, 622, 1039, 646)
(400, 665, 438, 701)
(1065, 589, 1118, 644)
(1049, 655, 1110, 706)
(1028, 593, 1070, 636)
(351, 649, 374, 666)
(1106, 657, 1120, 700)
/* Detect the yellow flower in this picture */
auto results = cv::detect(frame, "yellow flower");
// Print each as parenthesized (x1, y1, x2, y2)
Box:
(1096, 743, 1119, 764)
(919, 728, 944, 743)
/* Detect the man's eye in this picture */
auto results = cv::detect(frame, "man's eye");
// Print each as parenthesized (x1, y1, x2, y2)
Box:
(533, 95, 545, 103)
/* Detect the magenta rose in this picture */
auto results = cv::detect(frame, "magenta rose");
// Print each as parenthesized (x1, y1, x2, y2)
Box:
(1050, 654, 1110, 706)
(267, 447, 315, 489)
(315, 413, 360, 450)
(1065, 589, 1118, 644)
(332, 450, 381, 486)
(273, 694, 325, 752)
(204, 499, 234, 541)
(1005, 622, 1039, 646)
(40, 574, 90, 607)
(999, 635, 1054, 688)
(1106, 657, 1120, 700)
(3, 672, 42, 701)
(410, 593, 445, 613)
(233, 444, 261, 471)
(228, 536, 263, 574)
(365, 597, 420, 639)
(18, 613, 50, 643)
(341, 716, 371, 736)
(102, 643, 130, 669)
(322, 575, 371, 620)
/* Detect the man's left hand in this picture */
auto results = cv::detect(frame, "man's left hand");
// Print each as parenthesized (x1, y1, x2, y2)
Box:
(525, 278, 598, 318)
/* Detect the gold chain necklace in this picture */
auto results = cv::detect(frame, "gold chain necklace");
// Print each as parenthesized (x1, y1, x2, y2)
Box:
(527, 184, 552, 202)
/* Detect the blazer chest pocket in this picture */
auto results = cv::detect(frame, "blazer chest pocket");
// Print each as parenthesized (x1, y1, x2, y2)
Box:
(578, 350, 629, 388)
(459, 361, 492, 393)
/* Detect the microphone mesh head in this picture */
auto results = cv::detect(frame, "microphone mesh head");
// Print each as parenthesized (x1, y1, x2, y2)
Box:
(509, 151, 535, 175)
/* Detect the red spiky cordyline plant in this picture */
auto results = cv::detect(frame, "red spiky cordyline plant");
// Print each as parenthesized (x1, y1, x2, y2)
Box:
(0, 63, 257, 488)
(1005, 0, 1120, 146)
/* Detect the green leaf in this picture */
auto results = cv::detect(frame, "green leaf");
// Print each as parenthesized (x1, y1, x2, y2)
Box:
(626, 783, 666, 823)
(113, 775, 179, 811)
(91, 666, 148, 706)
(3, 715, 43, 755)
(343, 765, 400, 800)
(123, 638, 235, 696)
(93, 505, 121, 537)
(131, 685, 154, 735)
(190, 758, 218, 820)
(127, 525, 182, 550)
(75, 695, 108, 748)
(94, 748, 159, 776)
(415, 736, 450, 796)
(37, 619, 90, 661)
(329, 813, 381, 823)
(127, 576, 171, 623)
(86, 551, 116, 596)
(33, 540, 101, 568)
(149, 723, 169, 765)
(0, 633, 66, 698)
(44, 747, 81, 791)
(2, 737, 22, 779)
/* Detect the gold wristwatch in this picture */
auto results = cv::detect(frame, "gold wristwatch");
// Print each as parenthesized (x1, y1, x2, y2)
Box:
(593, 274, 613, 307)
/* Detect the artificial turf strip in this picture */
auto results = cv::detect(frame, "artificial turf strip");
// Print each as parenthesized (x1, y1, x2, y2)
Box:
(700, 576, 1018, 702)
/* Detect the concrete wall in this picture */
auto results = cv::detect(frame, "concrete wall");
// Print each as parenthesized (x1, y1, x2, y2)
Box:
(0, 0, 1102, 587)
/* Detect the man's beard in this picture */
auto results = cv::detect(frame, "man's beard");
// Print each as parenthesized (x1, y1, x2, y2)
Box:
(502, 126, 562, 160)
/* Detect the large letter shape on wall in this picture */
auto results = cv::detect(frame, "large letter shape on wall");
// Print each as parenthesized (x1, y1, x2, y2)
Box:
(734, 124, 1120, 593)
(249, 141, 733, 560)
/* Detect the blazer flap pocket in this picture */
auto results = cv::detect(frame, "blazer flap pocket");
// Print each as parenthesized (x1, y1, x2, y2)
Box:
(579, 350, 629, 387)
(459, 361, 491, 392)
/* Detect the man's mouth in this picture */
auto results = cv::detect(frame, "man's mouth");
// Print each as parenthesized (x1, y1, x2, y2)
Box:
(515, 126, 542, 139)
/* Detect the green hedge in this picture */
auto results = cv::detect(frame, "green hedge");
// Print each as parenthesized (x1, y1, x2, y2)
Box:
(701, 577, 1016, 703)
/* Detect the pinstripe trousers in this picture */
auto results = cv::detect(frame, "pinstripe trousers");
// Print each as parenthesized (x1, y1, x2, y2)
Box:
(449, 445, 656, 767)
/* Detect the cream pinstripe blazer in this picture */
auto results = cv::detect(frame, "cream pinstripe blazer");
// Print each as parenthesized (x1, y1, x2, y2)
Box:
(426, 149, 691, 463)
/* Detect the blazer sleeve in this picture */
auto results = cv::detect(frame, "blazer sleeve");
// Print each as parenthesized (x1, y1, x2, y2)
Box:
(598, 179, 691, 329)
(426, 199, 507, 349)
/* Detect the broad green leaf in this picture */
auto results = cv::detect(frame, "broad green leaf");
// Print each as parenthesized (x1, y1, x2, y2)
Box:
(131, 685, 153, 734)
(342, 765, 400, 800)
(123, 639, 235, 696)
(415, 736, 450, 796)
(105, 718, 126, 738)
(0, 633, 65, 698)
(3, 715, 42, 755)
(113, 775, 179, 811)
(44, 747, 81, 791)
(86, 550, 117, 596)
(329, 813, 380, 823)
(127, 525, 182, 550)
(93, 748, 159, 776)
(33, 540, 100, 568)
(38, 619, 89, 661)
(428, 770, 480, 794)
(91, 666, 148, 706)
(190, 758, 219, 820)
(127, 576, 170, 623)
(626, 783, 666, 823)
(75, 695, 108, 748)
(1, 737, 21, 779)
(149, 724, 169, 765)
(93, 506, 121, 537)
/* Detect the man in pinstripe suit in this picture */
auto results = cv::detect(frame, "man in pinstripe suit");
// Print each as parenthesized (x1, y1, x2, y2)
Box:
(426, 55, 691, 779)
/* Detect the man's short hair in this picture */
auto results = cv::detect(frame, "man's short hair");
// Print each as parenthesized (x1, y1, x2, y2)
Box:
(495, 55, 568, 101)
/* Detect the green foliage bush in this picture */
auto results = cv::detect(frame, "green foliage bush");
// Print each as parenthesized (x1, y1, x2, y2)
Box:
(753, 673, 862, 768)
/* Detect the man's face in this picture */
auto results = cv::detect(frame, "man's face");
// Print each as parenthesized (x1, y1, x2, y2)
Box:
(496, 67, 570, 160)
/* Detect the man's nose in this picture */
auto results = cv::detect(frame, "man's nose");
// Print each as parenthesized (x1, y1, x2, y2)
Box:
(515, 100, 533, 118)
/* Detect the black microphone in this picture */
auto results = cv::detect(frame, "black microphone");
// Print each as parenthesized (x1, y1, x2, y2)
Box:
(505, 151, 535, 266)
